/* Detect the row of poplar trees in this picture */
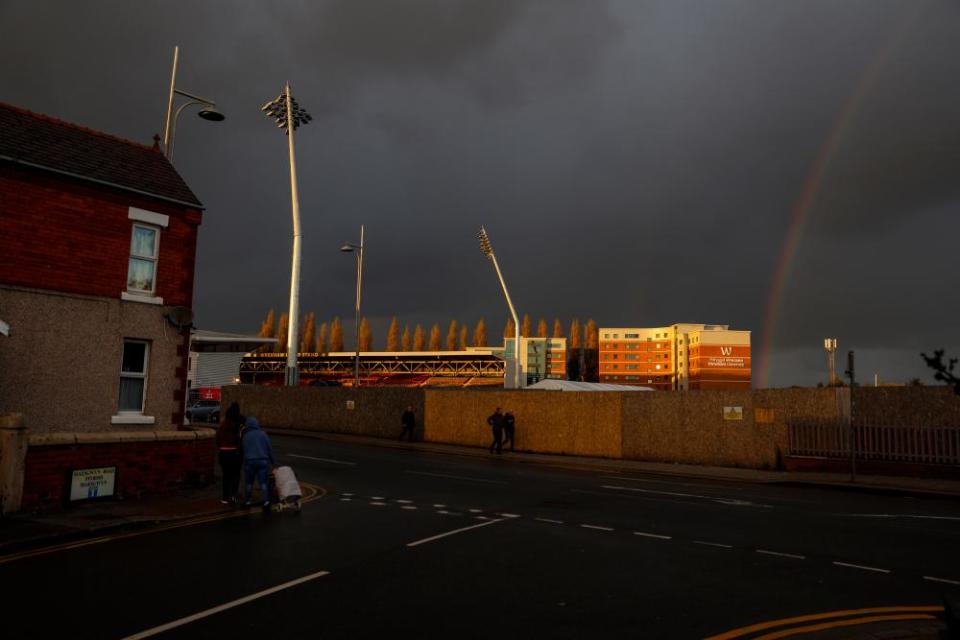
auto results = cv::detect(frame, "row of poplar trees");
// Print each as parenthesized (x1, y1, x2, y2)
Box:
(255, 310, 599, 354)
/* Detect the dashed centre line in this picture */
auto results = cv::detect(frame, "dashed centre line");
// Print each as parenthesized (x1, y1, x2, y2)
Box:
(923, 575, 960, 585)
(581, 524, 614, 532)
(694, 541, 733, 549)
(755, 549, 805, 560)
(833, 561, 890, 574)
(535, 518, 564, 525)
(634, 531, 672, 540)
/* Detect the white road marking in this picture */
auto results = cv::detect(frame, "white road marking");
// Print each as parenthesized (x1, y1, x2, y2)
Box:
(339, 498, 352, 502)
(634, 531, 672, 540)
(407, 470, 507, 485)
(832, 561, 890, 574)
(845, 513, 960, 522)
(436, 510, 450, 515)
(433, 503, 447, 508)
(401, 505, 417, 511)
(121, 570, 330, 639)
(468, 508, 483, 513)
(693, 541, 733, 549)
(496, 513, 522, 519)
(370, 496, 385, 500)
(288, 454, 356, 466)
(924, 576, 960, 585)
(535, 518, 565, 525)
(369, 502, 386, 506)
(581, 524, 614, 532)
(475, 515, 490, 520)
(756, 549, 805, 560)
(394, 499, 413, 504)
(600, 485, 769, 508)
(342, 493, 354, 497)
(407, 518, 506, 547)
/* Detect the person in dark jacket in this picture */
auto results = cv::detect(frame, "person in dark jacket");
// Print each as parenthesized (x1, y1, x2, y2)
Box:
(399, 406, 416, 442)
(241, 417, 275, 508)
(216, 402, 243, 504)
(487, 407, 504, 454)
(502, 411, 516, 452)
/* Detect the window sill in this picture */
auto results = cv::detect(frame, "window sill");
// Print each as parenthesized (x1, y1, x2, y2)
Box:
(122, 292, 164, 305)
(111, 414, 156, 425)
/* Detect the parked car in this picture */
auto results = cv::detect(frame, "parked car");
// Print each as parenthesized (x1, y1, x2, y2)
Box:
(186, 399, 220, 423)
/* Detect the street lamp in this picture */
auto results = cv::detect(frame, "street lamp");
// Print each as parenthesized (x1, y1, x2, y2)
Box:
(478, 226, 521, 389)
(162, 46, 225, 161)
(261, 82, 312, 386)
(340, 225, 365, 388)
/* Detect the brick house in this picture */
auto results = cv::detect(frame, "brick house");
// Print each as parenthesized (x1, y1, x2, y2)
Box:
(0, 102, 214, 510)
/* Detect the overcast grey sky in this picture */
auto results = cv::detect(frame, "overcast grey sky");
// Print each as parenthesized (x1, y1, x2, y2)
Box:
(2, 0, 958, 387)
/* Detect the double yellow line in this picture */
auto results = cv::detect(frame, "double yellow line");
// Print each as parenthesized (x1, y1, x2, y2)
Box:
(706, 605, 943, 639)
(0, 483, 325, 566)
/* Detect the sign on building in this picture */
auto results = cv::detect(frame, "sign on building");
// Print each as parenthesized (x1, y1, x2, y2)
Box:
(722, 406, 744, 421)
(69, 467, 117, 501)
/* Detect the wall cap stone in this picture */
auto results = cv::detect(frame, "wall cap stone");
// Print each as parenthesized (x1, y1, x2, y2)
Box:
(28, 433, 78, 446)
(0, 413, 25, 430)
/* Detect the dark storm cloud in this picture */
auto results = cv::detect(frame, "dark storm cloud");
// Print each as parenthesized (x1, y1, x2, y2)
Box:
(2, 0, 959, 387)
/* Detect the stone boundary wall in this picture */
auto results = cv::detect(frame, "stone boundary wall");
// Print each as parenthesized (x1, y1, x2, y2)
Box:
(222, 385, 955, 470)
(220, 386, 424, 440)
(425, 389, 624, 458)
(21, 428, 215, 511)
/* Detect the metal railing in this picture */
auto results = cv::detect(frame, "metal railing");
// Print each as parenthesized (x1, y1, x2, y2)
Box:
(788, 418, 960, 465)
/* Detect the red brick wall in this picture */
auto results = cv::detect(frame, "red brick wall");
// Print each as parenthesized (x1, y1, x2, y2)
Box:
(0, 165, 201, 307)
(21, 438, 215, 510)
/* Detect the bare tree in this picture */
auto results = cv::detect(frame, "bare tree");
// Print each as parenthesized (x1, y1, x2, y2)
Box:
(521, 314, 532, 337)
(460, 324, 469, 350)
(568, 318, 581, 349)
(429, 324, 442, 351)
(446, 320, 458, 351)
(387, 316, 400, 351)
(921, 350, 960, 394)
(413, 324, 426, 351)
(257, 308, 276, 352)
(537, 317, 548, 338)
(359, 317, 373, 351)
(300, 312, 315, 354)
(401, 324, 411, 351)
(473, 318, 487, 347)
(277, 313, 289, 353)
(316, 322, 328, 355)
(553, 318, 563, 339)
(504, 317, 516, 340)
(329, 317, 344, 352)
(585, 319, 598, 349)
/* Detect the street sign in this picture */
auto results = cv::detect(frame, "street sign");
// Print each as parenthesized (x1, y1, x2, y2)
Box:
(723, 406, 744, 421)
(69, 467, 117, 501)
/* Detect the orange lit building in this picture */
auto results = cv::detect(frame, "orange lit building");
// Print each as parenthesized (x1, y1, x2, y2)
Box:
(598, 324, 751, 390)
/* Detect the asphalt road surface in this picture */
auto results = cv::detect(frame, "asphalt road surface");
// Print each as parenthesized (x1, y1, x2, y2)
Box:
(4, 434, 959, 639)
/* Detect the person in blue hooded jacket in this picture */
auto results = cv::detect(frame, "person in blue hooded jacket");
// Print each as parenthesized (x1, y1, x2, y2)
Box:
(241, 417, 275, 507)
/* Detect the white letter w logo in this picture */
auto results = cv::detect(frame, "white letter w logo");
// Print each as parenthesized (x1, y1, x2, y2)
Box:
(720, 347, 732, 356)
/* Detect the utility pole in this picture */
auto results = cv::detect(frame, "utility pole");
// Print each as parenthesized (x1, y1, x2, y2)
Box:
(844, 350, 856, 481)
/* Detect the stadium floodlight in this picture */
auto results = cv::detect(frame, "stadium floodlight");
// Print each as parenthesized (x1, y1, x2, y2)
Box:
(478, 226, 521, 389)
(261, 82, 311, 386)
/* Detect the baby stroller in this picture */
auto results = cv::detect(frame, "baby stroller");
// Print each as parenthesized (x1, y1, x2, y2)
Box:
(269, 466, 303, 513)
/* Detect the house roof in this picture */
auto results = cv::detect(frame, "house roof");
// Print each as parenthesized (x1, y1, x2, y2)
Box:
(0, 102, 202, 208)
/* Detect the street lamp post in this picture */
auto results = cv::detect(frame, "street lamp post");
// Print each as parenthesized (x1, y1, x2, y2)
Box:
(162, 46, 224, 161)
(261, 83, 312, 386)
(340, 225, 365, 388)
(478, 226, 521, 389)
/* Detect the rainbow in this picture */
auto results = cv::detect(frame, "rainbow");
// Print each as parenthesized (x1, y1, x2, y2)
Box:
(757, 9, 921, 387)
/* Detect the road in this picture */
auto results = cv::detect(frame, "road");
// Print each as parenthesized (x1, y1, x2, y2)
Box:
(3, 434, 959, 639)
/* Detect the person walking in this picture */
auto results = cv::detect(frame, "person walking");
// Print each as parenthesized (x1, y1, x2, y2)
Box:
(241, 416, 275, 508)
(216, 402, 244, 504)
(399, 405, 416, 442)
(503, 410, 516, 452)
(487, 407, 504, 454)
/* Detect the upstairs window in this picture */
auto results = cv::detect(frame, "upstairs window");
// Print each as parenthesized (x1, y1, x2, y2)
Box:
(127, 224, 159, 294)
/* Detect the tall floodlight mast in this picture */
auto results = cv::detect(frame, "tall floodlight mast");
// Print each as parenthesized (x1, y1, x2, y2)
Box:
(261, 83, 312, 386)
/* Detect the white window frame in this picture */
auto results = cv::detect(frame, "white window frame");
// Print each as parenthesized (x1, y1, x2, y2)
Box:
(126, 223, 161, 297)
(112, 339, 155, 424)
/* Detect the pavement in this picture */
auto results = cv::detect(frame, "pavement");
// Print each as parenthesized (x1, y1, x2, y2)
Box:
(2, 432, 958, 639)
